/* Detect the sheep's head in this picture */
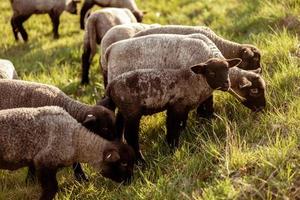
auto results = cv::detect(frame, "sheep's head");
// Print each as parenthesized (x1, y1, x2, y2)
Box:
(230, 69, 266, 112)
(100, 143, 135, 183)
(65, 0, 81, 15)
(238, 45, 261, 70)
(191, 58, 242, 91)
(82, 106, 116, 141)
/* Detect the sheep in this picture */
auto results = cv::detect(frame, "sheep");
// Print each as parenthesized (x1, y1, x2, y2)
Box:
(0, 106, 135, 200)
(0, 79, 116, 182)
(104, 58, 241, 162)
(0, 59, 18, 79)
(81, 23, 160, 85)
(93, 23, 161, 86)
(10, 0, 80, 41)
(133, 25, 263, 119)
(103, 34, 266, 117)
(133, 25, 261, 71)
(81, 8, 138, 85)
(80, 0, 144, 29)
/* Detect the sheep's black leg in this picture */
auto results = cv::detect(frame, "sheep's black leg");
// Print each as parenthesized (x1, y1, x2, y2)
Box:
(81, 45, 92, 85)
(80, 1, 94, 29)
(15, 14, 31, 42)
(124, 117, 145, 164)
(115, 111, 124, 141)
(197, 95, 214, 119)
(166, 109, 188, 149)
(73, 163, 88, 182)
(26, 164, 37, 183)
(49, 12, 60, 39)
(38, 167, 58, 200)
(11, 15, 19, 41)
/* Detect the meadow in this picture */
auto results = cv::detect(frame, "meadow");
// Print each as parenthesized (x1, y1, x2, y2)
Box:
(1, 0, 300, 199)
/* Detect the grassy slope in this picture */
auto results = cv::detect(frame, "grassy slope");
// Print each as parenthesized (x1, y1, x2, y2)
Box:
(0, 0, 300, 199)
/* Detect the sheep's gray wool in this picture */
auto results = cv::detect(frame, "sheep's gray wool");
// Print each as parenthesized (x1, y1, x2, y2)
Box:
(0, 106, 135, 200)
(134, 25, 261, 70)
(80, 0, 144, 29)
(81, 8, 137, 84)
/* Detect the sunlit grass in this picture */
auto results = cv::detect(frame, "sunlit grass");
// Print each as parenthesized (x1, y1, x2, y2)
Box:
(1, 0, 300, 199)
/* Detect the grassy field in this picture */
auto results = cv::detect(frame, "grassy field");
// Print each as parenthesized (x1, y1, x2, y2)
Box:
(1, 0, 300, 199)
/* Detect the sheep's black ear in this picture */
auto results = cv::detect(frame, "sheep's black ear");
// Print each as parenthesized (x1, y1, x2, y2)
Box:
(103, 149, 120, 163)
(82, 114, 97, 128)
(226, 58, 242, 68)
(239, 77, 252, 89)
(190, 63, 206, 74)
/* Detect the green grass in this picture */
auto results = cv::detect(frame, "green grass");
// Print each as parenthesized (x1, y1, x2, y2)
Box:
(1, 0, 300, 199)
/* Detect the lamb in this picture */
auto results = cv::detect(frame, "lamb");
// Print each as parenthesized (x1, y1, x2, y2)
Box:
(0, 106, 135, 200)
(10, 0, 80, 41)
(104, 58, 241, 162)
(80, 0, 144, 29)
(104, 34, 266, 115)
(133, 25, 261, 70)
(133, 25, 263, 118)
(0, 79, 116, 182)
(0, 59, 18, 79)
(81, 8, 138, 85)
(82, 23, 160, 85)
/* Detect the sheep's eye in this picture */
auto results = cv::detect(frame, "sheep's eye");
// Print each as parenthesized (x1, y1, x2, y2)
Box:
(121, 162, 128, 167)
(250, 88, 258, 94)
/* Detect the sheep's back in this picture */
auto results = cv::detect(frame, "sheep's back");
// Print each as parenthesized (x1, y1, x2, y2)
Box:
(107, 34, 212, 83)
(0, 106, 77, 170)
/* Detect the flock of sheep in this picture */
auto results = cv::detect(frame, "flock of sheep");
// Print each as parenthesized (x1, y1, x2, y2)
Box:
(0, 0, 267, 199)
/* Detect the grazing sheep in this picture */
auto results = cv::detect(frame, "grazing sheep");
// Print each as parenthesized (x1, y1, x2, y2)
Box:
(10, 0, 80, 41)
(0, 79, 116, 182)
(104, 34, 266, 115)
(0, 59, 18, 79)
(133, 25, 261, 70)
(133, 25, 263, 118)
(80, 0, 144, 29)
(0, 106, 135, 200)
(104, 58, 241, 162)
(81, 8, 137, 85)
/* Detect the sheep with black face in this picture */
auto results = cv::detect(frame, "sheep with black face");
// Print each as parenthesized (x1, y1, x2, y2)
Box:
(0, 106, 135, 200)
(104, 57, 241, 162)
(0, 79, 116, 182)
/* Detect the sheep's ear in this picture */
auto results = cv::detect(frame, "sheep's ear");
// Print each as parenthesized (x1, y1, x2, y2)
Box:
(82, 114, 97, 127)
(226, 58, 242, 68)
(239, 77, 252, 89)
(251, 68, 262, 74)
(104, 149, 120, 163)
(190, 63, 206, 74)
